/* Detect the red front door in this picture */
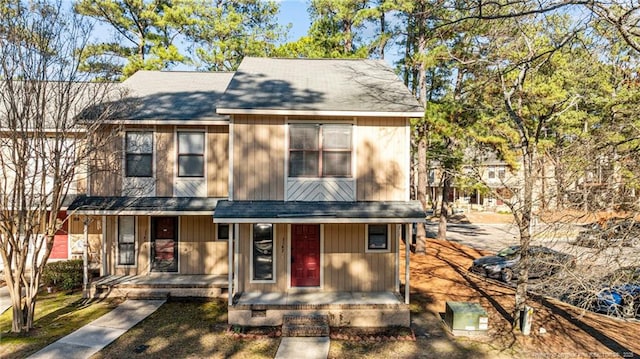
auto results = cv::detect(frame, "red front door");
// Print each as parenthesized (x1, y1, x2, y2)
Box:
(50, 211, 68, 259)
(291, 224, 320, 287)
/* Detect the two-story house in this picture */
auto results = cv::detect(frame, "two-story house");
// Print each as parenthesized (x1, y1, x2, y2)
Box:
(213, 58, 424, 327)
(69, 57, 424, 327)
(68, 70, 234, 296)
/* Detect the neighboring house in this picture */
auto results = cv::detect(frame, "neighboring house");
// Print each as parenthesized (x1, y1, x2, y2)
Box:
(68, 71, 234, 296)
(68, 57, 425, 327)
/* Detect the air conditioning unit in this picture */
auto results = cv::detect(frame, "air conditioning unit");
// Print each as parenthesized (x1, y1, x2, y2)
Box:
(444, 301, 488, 336)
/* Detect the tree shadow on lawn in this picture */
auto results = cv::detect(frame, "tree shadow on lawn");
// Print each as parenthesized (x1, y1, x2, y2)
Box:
(0, 291, 121, 359)
(92, 298, 279, 359)
(432, 240, 640, 357)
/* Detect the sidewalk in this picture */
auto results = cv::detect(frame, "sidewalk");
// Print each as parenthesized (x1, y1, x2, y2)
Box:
(27, 299, 165, 359)
(0, 285, 10, 314)
(275, 337, 330, 359)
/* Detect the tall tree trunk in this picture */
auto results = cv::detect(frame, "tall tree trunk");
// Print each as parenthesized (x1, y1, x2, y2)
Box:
(513, 146, 534, 332)
(437, 172, 451, 240)
(415, 124, 428, 254)
(413, 3, 428, 254)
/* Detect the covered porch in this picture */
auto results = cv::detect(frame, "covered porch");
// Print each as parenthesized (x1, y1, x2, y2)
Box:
(214, 200, 425, 327)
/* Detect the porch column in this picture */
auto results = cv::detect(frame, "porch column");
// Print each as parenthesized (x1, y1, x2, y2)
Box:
(82, 216, 89, 299)
(405, 223, 411, 305)
(234, 223, 240, 300)
(101, 215, 107, 276)
(395, 224, 400, 293)
(227, 223, 233, 306)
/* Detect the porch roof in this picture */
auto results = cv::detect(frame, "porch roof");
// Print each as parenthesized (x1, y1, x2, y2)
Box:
(213, 200, 426, 224)
(68, 195, 223, 215)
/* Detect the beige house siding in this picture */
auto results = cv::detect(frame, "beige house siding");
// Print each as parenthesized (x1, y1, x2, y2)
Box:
(232, 115, 285, 200)
(207, 125, 229, 197)
(231, 115, 409, 201)
(99, 215, 227, 276)
(239, 223, 288, 293)
(90, 128, 122, 196)
(356, 117, 407, 201)
(323, 223, 396, 292)
(155, 126, 175, 196)
(179, 216, 228, 275)
(68, 215, 102, 265)
(237, 223, 396, 293)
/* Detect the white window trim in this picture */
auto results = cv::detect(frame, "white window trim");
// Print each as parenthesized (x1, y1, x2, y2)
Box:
(287, 224, 324, 291)
(175, 128, 207, 179)
(216, 223, 230, 241)
(285, 120, 356, 179)
(115, 216, 137, 268)
(249, 223, 277, 284)
(123, 129, 155, 178)
(365, 223, 391, 253)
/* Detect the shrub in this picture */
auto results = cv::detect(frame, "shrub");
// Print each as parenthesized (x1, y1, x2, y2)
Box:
(42, 259, 83, 291)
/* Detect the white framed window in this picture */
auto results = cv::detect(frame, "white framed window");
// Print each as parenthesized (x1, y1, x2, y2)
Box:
(125, 131, 153, 177)
(365, 224, 390, 253)
(217, 223, 230, 241)
(251, 223, 276, 283)
(289, 124, 352, 178)
(487, 166, 496, 179)
(177, 131, 205, 177)
(117, 216, 136, 266)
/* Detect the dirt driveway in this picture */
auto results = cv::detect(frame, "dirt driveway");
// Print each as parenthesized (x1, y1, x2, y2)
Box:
(409, 213, 640, 358)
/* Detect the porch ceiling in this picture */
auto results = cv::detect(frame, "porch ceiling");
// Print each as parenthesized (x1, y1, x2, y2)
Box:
(213, 200, 426, 224)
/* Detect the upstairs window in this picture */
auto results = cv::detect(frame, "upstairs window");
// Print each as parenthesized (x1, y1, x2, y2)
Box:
(125, 131, 153, 177)
(177, 131, 205, 177)
(289, 124, 352, 178)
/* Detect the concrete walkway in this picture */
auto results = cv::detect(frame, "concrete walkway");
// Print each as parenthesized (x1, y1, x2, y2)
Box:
(275, 337, 330, 359)
(27, 299, 165, 359)
(0, 285, 10, 314)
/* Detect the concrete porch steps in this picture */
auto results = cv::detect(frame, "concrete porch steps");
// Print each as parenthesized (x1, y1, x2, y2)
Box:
(282, 315, 330, 337)
(125, 290, 170, 300)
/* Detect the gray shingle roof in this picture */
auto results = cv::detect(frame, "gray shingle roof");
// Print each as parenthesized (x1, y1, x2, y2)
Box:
(68, 195, 221, 215)
(216, 57, 424, 116)
(213, 200, 426, 223)
(117, 71, 234, 122)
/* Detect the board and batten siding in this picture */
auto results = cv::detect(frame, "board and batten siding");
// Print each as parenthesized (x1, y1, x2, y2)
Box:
(323, 223, 396, 292)
(179, 216, 228, 275)
(232, 115, 285, 200)
(155, 126, 175, 196)
(232, 115, 408, 201)
(207, 125, 229, 197)
(356, 117, 408, 201)
(238, 223, 288, 293)
(103, 215, 151, 276)
(90, 128, 122, 196)
(103, 215, 227, 275)
(238, 223, 396, 293)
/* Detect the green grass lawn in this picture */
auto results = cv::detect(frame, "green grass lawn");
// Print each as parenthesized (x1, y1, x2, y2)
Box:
(0, 290, 121, 359)
(92, 299, 280, 359)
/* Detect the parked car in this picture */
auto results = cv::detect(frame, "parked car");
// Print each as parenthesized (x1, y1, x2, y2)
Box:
(469, 245, 576, 283)
(592, 266, 640, 318)
(572, 219, 640, 248)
